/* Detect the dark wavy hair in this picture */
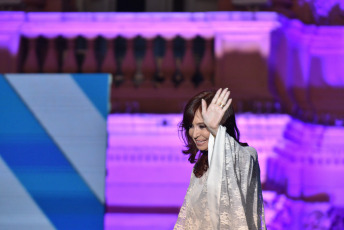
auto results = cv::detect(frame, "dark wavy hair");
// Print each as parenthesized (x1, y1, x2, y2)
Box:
(179, 90, 247, 178)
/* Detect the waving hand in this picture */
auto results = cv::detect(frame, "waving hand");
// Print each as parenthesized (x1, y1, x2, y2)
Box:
(201, 88, 232, 136)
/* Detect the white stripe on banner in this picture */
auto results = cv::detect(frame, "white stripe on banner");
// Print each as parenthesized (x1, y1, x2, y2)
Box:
(5, 74, 106, 203)
(0, 156, 56, 230)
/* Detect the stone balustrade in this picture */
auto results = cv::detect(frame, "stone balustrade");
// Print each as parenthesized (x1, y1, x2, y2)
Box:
(0, 11, 280, 113)
(0, 11, 343, 120)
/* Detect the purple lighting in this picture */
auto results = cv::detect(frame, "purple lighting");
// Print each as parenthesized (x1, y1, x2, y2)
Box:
(105, 113, 344, 229)
(105, 114, 285, 229)
(0, 10, 344, 229)
(307, 0, 344, 16)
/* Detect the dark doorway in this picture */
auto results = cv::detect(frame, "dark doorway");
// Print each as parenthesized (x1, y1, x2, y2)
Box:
(173, 0, 184, 12)
(116, 0, 145, 12)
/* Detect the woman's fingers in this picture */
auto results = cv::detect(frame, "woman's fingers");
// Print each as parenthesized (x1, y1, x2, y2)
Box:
(201, 99, 207, 115)
(201, 88, 232, 133)
(211, 88, 222, 105)
(223, 98, 232, 111)
(217, 88, 229, 107)
(209, 88, 231, 110)
(221, 91, 230, 106)
(216, 88, 226, 104)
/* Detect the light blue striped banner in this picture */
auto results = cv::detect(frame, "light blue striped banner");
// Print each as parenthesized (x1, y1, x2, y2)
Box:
(0, 74, 110, 230)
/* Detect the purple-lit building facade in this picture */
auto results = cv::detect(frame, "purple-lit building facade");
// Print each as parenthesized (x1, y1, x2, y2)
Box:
(0, 4, 344, 229)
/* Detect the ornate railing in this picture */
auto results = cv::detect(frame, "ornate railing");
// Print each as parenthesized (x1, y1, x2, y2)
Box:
(0, 11, 280, 113)
(1, 12, 343, 120)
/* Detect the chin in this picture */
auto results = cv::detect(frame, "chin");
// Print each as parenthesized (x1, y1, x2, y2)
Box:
(196, 145, 208, 151)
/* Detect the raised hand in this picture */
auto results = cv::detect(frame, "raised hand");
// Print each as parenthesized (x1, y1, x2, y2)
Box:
(201, 88, 232, 136)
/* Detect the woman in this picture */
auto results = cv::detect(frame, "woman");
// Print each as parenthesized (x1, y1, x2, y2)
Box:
(174, 88, 266, 230)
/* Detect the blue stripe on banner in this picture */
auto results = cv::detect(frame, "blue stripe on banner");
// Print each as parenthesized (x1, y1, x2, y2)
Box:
(71, 74, 110, 119)
(0, 75, 104, 229)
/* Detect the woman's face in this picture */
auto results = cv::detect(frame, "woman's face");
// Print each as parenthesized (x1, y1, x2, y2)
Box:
(188, 109, 210, 151)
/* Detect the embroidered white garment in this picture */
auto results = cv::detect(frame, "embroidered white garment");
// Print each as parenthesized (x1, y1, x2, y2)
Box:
(174, 126, 266, 230)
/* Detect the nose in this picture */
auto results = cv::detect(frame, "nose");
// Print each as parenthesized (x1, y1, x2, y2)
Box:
(192, 127, 200, 139)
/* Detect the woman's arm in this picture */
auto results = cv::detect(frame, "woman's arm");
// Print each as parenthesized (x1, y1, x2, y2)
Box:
(224, 132, 266, 229)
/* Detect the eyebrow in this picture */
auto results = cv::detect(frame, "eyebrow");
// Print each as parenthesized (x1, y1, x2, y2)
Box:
(194, 122, 205, 125)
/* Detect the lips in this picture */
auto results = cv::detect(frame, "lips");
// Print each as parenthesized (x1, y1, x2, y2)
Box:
(195, 140, 206, 146)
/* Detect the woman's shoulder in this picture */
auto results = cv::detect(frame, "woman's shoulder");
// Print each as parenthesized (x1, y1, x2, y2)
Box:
(242, 145, 258, 161)
(233, 145, 258, 172)
(225, 132, 258, 161)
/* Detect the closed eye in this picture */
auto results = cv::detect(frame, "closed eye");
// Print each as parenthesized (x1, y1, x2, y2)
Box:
(197, 123, 207, 129)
